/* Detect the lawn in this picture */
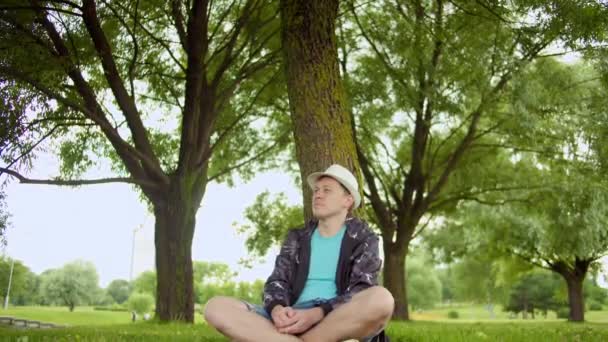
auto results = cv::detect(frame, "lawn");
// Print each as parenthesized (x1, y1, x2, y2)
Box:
(0, 306, 205, 326)
(411, 304, 608, 323)
(1, 306, 608, 341)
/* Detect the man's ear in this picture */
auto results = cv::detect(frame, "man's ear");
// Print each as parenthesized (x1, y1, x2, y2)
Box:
(345, 194, 354, 208)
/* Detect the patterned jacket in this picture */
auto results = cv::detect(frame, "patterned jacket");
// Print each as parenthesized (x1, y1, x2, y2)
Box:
(263, 217, 382, 316)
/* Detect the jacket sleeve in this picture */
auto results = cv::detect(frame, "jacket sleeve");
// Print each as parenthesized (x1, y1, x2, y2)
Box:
(321, 232, 382, 315)
(263, 229, 298, 315)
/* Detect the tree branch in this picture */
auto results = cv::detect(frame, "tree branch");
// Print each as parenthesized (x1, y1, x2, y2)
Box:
(208, 68, 280, 157)
(0, 167, 158, 188)
(5, 124, 63, 171)
(0, 5, 82, 17)
(81, 0, 161, 169)
(171, 0, 188, 51)
(206, 131, 288, 183)
(32, 5, 168, 188)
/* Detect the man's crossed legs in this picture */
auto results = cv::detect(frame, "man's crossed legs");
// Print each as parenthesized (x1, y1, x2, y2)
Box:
(204, 286, 394, 342)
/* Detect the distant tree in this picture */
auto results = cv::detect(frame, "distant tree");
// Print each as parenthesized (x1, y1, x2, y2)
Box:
(92, 287, 115, 306)
(431, 172, 608, 322)
(106, 279, 131, 304)
(436, 267, 454, 304)
(196, 279, 264, 306)
(13, 270, 40, 306)
(127, 292, 154, 315)
(132, 271, 156, 298)
(585, 278, 608, 307)
(504, 270, 562, 319)
(193, 261, 236, 285)
(0, 257, 35, 305)
(406, 251, 442, 311)
(40, 260, 100, 311)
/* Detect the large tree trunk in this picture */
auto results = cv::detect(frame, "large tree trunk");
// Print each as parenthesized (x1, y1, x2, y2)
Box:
(280, 0, 360, 220)
(153, 176, 206, 322)
(552, 259, 589, 322)
(383, 241, 409, 320)
(564, 274, 585, 322)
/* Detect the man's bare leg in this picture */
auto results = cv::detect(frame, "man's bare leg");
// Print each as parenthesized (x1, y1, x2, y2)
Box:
(300, 286, 394, 342)
(204, 296, 301, 342)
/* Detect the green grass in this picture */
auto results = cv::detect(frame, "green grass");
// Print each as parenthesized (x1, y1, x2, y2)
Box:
(0, 306, 204, 326)
(0, 322, 226, 341)
(1, 320, 607, 341)
(411, 304, 608, 323)
(385, 321, 608, 341)
(1, 306, 608, 341)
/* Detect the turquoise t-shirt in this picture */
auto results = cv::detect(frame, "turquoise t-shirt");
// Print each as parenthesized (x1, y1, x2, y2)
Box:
(296, 225, 346, 304)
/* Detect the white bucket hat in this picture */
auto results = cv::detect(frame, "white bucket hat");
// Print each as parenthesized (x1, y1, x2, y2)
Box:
(306, 164, 361, 209)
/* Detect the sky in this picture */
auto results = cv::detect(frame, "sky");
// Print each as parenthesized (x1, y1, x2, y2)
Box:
(3, 151, 302, 287)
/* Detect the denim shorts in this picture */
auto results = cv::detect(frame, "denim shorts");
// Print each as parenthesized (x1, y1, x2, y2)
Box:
(242, 298, 327, 321)
(242, 298, 379, 341)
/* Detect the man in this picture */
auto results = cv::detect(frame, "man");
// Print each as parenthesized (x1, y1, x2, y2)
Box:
(205, 164, 394, 341)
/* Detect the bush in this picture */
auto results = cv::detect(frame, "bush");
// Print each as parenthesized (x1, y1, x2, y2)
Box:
(94, 303, 128, 312)
(447, 310, 459, 319)
(588, 301, 603, 311)
(556, 307, 570, 319)
(127, 292, 154, 315)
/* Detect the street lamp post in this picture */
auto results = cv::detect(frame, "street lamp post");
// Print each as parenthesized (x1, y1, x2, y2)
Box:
(129, 224, 143, 282)
(3, 257, 14, 309)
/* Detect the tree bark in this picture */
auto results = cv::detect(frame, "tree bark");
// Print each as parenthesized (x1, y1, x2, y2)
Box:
(551, 258, 589, 322)
(153, 175, 206, 322)
(564, 274, 585, 322)
(383, 241, 409, 320)
(280, 0, 360, 220)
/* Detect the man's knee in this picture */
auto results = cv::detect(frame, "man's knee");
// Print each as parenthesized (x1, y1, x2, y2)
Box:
(204, 296, 235, 328)
(363, 286, 394, 321)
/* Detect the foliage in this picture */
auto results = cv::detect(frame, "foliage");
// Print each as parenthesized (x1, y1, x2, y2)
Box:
(131, 271, 156, 298)
(236, 191, 303, 262)
(447, 310, 459, 319)
(106, 279, 131, 304)
(406, 250, 442, 310)
(503, 270, 562, 318)
(196, 280, 264, 306)
(127, 292, 154, 315)
(556, 307, 570, 319)
(0, 191, 8, 246)
(39, 260, 100, 311)
(94, 304, 129, 312)
(589, 302, 603, 311)
(0, 257, 38, 306)
(0, 0, 287, 322)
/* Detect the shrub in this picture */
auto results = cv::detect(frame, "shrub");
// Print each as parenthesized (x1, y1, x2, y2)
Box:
(448, 310, 459, 319)
(588, 301, 603, 311)
(127, 292, 154, 315)
(93, 303, 128, 312)
(556, 307, 570, 319)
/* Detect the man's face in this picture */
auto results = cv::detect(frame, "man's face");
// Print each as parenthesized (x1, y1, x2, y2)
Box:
(312, 176, 353, 220)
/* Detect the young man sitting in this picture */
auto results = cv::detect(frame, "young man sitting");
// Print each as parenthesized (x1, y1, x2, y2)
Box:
(205, 164, 394, 341)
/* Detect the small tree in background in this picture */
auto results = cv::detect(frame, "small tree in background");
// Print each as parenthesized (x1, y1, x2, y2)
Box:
(503, 271, 562, 319)
(40, 260, 100, 311)
(107, 279, 132, 305)
(132, 271, 156, 298)
(406, 251, 442, 311)
(127, 292, 154, 316)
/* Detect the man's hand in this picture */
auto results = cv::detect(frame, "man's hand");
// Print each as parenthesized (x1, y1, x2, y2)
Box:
(271, 305, 297, 329)
(277, 307, 324, 335)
